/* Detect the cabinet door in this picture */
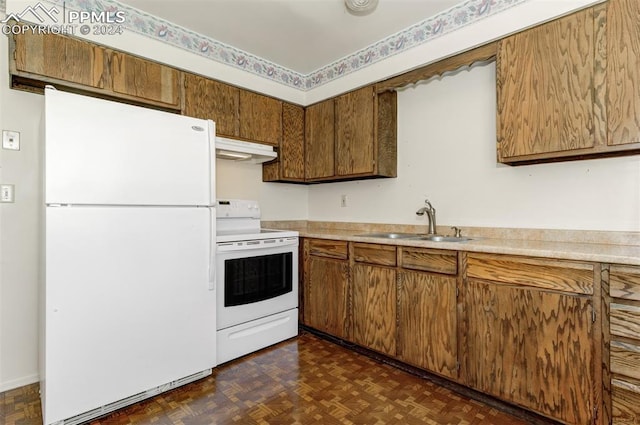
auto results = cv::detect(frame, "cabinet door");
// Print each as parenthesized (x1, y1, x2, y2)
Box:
(183, 73, 239, 138)
(305, 99, 335, 180)
(398, 271, 457, 378)
(14, 31, 106, 89)
(607, 0, 640, 146)
(239, 91, 282, 146)
(497, 8, 597, 160)
(335, 86, 375, 176)
(111, 52, 181, 108)
(352, 263, 396, 356)
(465, 279, 594, 425)
(281, 103, 305, 180)
(304, 256, 349, 339)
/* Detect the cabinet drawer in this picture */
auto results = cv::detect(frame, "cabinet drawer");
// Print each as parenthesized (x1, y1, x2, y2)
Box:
(308, 239, 348, 260)
(401, 247, 457, 275)
(467, 253, 594, 295)
(611, 340, 640, 380)
(611, 265, 640, 301)
(611, 303, 640, 340)
(612, 379, 640, 424)
(353, 243, 396, 266)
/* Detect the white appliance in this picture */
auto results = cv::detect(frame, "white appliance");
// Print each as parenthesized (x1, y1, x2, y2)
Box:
(215, 199, 298, 364)
(215, 137, 277, 163)
(42, 88, 217, 425)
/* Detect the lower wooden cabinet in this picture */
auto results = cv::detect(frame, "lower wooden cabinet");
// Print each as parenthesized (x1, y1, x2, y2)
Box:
(300, 240, 610, 425)
(397, 270, 458, 378)
(302, 239, 350, 339)
(464, 278, 594, 424)
(352, 263, 396, 356)
(465, 253, 596, 425)
(607, 264, 640, 424)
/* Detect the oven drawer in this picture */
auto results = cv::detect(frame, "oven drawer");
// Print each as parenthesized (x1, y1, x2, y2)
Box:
(217, 308, 298, 364)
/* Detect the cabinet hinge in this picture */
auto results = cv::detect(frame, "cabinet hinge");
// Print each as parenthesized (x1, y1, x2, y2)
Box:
(592, 406, 598, 425)
(456, 361, 460, 371)
(456, 287, 459, 298)
(592, 308, 596, 323)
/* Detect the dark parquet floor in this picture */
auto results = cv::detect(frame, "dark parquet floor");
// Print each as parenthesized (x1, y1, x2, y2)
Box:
(1, 332, 532, 425)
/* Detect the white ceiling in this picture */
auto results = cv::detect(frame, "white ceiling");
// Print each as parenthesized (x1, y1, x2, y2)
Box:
(119, 0, 462, 74)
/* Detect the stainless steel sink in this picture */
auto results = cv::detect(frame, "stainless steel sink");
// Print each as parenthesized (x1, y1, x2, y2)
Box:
(355, 232, 420, 239)
(411, 235, 472, 242)
(355, 232, 472, 242)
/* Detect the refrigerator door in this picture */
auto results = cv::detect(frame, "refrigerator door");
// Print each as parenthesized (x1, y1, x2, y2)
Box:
(44, 206, 216, 425)
(44, 89, 215, 206)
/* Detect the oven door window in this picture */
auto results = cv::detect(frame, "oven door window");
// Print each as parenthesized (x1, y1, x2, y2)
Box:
(224, 252, 293, 307)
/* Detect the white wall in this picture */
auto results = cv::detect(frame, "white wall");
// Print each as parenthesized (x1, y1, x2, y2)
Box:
(309, 62, 640, 232)
(216, 159, 308, 220)
(0, 35, 42, 391)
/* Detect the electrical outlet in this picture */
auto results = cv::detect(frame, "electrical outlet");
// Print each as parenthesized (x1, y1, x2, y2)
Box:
(341, 194, 347, 207)
(0, 184, 15, 203)
(2, 130, 20, 151)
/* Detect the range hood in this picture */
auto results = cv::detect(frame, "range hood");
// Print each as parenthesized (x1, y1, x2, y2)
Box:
(215, 137, 277, 164)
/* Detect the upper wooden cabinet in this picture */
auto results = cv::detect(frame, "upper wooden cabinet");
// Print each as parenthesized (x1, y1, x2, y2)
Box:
(111, 52, 181, 108)
(335, 86, 397, 179)
(298, 86, 397, 183)
(11, 31, 181, 110)
(263, 103, 305, 182)
(239, 91, 282, 146)
(497, 8, 600, 162)
(335, 87, 376, 176)
(305, 99, 336, 181)
(606, 0, 640, 147)
(183, 73, 239, 138)
(12, 30, 107, 90)
(183, 74, 283, 147)
(497, 2, 640, 164)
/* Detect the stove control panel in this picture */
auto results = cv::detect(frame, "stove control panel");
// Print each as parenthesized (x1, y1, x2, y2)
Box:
(216, 199, 260, 219)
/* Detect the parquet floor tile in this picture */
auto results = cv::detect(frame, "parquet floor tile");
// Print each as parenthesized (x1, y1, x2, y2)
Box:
(0, 332, 537, 425)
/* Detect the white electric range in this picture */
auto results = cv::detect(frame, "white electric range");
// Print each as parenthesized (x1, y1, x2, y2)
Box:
(215, 199, 299, 364)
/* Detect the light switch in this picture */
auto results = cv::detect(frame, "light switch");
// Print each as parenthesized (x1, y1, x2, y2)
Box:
(0, 185, 15, 203)
(2, 131, 20, 151)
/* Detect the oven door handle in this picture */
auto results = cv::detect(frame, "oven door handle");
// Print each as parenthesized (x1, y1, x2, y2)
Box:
(208, 208, 216, 291)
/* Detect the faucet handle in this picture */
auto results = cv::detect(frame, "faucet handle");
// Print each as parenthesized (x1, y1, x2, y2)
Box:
(451, 226, 462, 238)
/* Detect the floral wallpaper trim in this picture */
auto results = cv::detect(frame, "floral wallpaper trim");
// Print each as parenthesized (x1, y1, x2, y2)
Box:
(36, 0, 528, 91)
(307, 0, 528, 89)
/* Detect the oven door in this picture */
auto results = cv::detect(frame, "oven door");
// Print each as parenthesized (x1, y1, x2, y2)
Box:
(216, 237, 298, 330)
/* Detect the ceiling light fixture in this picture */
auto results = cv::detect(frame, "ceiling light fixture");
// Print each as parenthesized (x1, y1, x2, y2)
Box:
(345, 0, 379, 15)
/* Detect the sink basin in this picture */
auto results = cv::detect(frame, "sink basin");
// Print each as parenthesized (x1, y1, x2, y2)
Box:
(411, 235, 472, 242)
(356, 232, 419, 239)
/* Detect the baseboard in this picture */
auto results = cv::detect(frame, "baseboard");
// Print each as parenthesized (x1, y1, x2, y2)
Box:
(0, 373, 39, 393)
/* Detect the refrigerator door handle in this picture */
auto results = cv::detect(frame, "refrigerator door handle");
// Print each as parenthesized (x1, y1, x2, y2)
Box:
(208, 208, 216, 291)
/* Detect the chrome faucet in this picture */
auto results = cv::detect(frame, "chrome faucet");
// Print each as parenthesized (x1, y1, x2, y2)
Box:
(416, 199, 437, 235)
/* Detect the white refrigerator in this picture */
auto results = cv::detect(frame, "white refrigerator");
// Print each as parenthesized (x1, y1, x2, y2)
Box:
(42, 88, 217, 425)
